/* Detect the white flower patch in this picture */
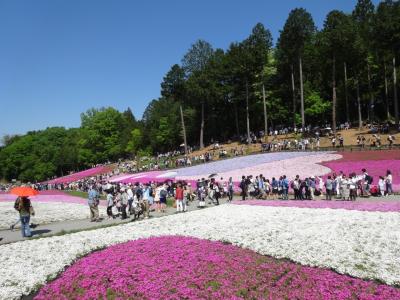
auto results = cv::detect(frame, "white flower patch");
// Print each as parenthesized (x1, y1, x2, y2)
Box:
(0, 202, 106, 230)
(0, 205, 399, 299)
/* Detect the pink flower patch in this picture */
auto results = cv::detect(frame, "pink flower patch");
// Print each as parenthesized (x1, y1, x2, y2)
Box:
(323, 160, 400, 186)
(35, 236, 400, 300)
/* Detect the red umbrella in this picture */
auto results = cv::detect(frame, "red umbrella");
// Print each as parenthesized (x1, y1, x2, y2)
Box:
(10, 187, 39, 197)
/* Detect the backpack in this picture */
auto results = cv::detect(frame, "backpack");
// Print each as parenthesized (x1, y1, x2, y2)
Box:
(239, 180, 246, 190)
(365, 175, 373, 184)
(160, 189, 167, 198)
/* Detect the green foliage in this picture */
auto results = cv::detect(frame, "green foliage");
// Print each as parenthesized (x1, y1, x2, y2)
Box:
(304, 90, 330, 122)
(79, 107, 125, 163)
(126, 128, 143, 156)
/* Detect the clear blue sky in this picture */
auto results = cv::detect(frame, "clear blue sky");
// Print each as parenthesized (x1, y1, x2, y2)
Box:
(0, 0, 380, 137)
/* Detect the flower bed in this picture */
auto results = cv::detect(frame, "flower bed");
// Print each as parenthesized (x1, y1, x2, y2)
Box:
(45, 165, 113, 184)
(233, 199, 400, 212)
(35, 236, 400, 300)
(0, 201, 106, 230)
(1, 205, 400, 299)
(173, 151, 321, 177)
(177, 153, 341, 182)
(333, 150, 400, 162)
(323, 160, 400, 187)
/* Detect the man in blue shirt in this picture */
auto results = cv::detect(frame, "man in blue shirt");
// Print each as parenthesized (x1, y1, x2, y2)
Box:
(282, 175, 289, 200)
(88, 186, 100, 222)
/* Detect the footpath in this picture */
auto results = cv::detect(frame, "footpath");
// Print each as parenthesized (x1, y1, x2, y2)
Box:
(0, 197, 230, 245)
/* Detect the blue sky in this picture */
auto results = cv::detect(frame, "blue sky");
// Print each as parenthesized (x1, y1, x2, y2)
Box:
(0, 0, 380, 136)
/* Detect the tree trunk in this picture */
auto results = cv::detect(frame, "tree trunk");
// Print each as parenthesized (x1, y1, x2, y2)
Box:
(384, 62, 390, 120)
(344, 62, 349, 123)
(332, 55, 337, 135)
(356, 79, 363, 131)
(199, 101, 204, 149)
(180, 105, 188, 155)
(394, 56, 399, 126)
(262, 83, 268, 142)
(246, 79, 251, 144)
(291, 64, 296, 129)
(234, 101, 239, 137)
(367, 63, 374, 122)
(299, 56, 305, 133)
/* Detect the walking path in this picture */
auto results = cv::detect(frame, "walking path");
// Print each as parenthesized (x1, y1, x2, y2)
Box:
(0, 198, 231, 245)
(1, 195, 399, 245)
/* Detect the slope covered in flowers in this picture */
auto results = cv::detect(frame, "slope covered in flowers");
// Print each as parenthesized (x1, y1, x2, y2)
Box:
(1, 205, 399, 299)
(36, 236, 400, 300)
(175, 152, 340, 181)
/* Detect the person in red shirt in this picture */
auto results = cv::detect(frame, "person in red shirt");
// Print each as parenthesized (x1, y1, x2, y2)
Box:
(175, 183, 184, 212)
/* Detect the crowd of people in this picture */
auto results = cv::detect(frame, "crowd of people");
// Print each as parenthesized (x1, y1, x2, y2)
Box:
(4, 166, 395, 240)
(236, 169, 394, 201)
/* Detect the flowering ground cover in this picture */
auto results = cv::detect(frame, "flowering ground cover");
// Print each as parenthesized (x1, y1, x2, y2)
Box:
(173, 151, 322, 177)
(45, 165, 113, 184)
(333, 150, 400, 162)
(233, 199, 400, 212)
(0, 201, 106, 230)
(1, 205, 399, 299)
(35, 236, 400, 300)
(323, 159, 400, 190)
(177, 153, 341, 182)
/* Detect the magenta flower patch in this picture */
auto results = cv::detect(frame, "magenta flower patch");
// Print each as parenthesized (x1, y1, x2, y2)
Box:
(323, 160, 400, 186)
(35, 236, 400, 300)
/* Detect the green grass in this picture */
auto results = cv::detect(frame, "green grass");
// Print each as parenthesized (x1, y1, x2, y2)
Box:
(166, 197, 175, 207)
(66, 190, 106, 200)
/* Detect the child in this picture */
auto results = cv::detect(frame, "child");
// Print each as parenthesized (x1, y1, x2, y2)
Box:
(378, 176, 385, 196)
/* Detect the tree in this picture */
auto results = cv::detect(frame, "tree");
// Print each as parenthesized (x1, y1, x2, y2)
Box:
(79, 107, 125, 163)
(373, 0, 400, 124)
(353, 0, 376, 122)
(142, 98, 182, 153)
(161, 64, 188, 153)
(320, 10, 353, 134)
(243, 23, 273, 142)
(277, 8, 316, 132)
(126, 128, 143, 157)
(182, 40, 214, 148)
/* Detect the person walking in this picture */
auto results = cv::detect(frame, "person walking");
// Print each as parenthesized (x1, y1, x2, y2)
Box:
(309, 176, 316, 200)
(14, 196, 35, 238)
(106, 191, 114, 219)
(239, 176, 247, 201)
(386, 170, 393, 195)
(325, 176, 333, 200)
(175, 183, 184, 212)
(349, 173, 357, 201)
(378, 176, 386, 196)
(159, 184, 168, 213)
(142, 185, 151, 219)
(88, 186, 100, 222)
(154, 184, 162, 213)
(292, 175, 301, 200)
(120, 188, 128, 219)
(282, 175, 289, 200)
(340, 175, 350, 201)
(127, 185, 134, 215)
(227, 177, 234, 202)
